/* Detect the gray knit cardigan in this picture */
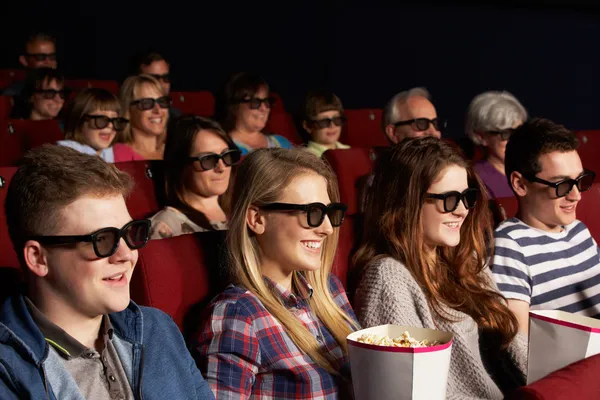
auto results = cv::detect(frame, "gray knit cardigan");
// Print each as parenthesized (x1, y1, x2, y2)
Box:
(353, 256, 527, 400)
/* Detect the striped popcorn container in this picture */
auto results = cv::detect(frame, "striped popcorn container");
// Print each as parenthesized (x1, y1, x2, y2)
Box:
(528, 310, 600, 384)
(346, 324, 454, 400)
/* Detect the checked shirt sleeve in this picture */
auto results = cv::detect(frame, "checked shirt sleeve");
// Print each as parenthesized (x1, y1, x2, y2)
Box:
(195, 299, 261, 400)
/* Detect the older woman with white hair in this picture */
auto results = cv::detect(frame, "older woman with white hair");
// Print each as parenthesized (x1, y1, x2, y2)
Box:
(466, 91, 527, 199)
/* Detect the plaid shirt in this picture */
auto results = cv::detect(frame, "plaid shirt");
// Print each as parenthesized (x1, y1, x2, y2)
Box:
(194, 274, 357, 399)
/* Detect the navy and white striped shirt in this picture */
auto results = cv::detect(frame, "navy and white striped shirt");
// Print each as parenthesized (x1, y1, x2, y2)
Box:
(492, 218, 600, 318)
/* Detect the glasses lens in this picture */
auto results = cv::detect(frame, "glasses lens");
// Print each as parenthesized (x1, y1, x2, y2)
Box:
(156, 96, 171, 109)
(199, 154, 219, 170)
(500, 130, 513, 141)
(307, 205, 325, 227)
(41, 90, 55, 100)
(444, 193, 460, 212)
(161, 74, 170, 83)
(332, 117, 344, 127)
(248, 98, 261, 110)
(578, 174, 595, 192)
(94, 230, 118, 257)
(124, 221, 150, 249)
(91, 116, 110, 129)
(556, 181, 573, 197)
(221, 150, 241, 166)
(315, 119, 331, 129)
(414, 118, 430, 131)
(113, 118, 128, 131)
(138, 98, 154, 110)
(328, 206, 346, 227)
(463, 189, 478, 209)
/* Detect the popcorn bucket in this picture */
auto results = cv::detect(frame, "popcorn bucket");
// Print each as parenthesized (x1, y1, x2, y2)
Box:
(528, 310, 600, 384)
(347, 324, 454, 400)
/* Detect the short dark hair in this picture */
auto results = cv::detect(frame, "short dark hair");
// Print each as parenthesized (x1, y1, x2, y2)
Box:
(22, 67, 64, 99)
(5, 145, 133, 266)
(23, 31, 56, 53)
(505, 117, 579, 188)
(130, 51, 168, 75)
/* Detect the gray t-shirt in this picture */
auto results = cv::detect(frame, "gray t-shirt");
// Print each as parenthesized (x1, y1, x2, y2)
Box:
(25, 297, 135, 400)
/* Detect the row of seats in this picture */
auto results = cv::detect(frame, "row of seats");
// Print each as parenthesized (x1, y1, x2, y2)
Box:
(0, 108, 385, 166)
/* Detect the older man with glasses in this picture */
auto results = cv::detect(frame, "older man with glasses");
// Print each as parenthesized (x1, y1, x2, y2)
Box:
(381, 87, 445, 143)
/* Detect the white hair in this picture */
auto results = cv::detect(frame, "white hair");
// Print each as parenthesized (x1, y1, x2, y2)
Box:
(465, 91, 528, 145)
(382, 87, 431, 133)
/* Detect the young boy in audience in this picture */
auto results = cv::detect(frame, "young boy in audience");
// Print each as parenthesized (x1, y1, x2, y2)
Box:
(492, 118, 600, 334)
(302, 89, 350, 157)
(0, 145, 214, 399)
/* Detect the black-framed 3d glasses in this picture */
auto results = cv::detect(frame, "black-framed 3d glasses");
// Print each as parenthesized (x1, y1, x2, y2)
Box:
(260, 202, 347, 227)
(237, 96, 276, 110)
(29, 220, 151, 258)
(130, 96, 171, 111)
(311, 116, 347, 129)
(394, 117, 447, 132)
(426, 188, 478, 213)
(189, 149, 242, 171)
(84, 115, 129, 131)
(524, 170, 596, 198)
(34, 89, 66, 100)
(26, 53, 57, 62)
(484, 128, 514, 141)
(150, 73, 170, 83)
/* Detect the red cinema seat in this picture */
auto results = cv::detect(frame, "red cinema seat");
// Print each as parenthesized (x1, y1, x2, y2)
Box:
(506, 353, 600, 400)
(323, 148, 375, 216)
(64, 79, 120, 95)
(341, 109, 387, 148)
(0, 166, 20, 269)
(115, 160, 164, 220)
(270, 92, 285, 113)
(0, 69, 26, 82)
(576, 130, 600, 179)
(332, 215, 356, 290)
(130, 231, 228, 335)
(494, 196, 519, 220)
(0, 120, 64, 166)
(0, 96, 12, 121)
(577, 185, 600, 243)
(7, 119, 64, 148)
(170, 91, 215, 117)
(265, 111, 301, 144)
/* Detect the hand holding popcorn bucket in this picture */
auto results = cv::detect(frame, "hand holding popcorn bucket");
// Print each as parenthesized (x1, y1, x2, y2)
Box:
(347, 324, 454, 400)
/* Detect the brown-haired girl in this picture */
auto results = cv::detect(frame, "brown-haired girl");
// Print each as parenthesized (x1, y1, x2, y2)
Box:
(353, 136, 526, 399)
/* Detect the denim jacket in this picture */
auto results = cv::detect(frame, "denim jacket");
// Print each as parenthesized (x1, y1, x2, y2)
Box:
(0, 294, 215, 400)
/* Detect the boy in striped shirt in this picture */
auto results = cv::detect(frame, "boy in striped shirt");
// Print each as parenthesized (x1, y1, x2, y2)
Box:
(492, 118, 600, 334)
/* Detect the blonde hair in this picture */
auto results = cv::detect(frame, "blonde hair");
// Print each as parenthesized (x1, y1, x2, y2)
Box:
(64, 88, 122, 144)
(228, 148, 358, 372)
(117, 74, 166, 143)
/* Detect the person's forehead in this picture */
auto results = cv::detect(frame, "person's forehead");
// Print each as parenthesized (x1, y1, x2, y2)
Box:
(142, 60, 169, 74)
(134, 82, 162, 99)
(403, 96, 437, 118)
(537, 150, 583, 177)
(279, 173, 330, 203)
(42, 78, 63, 89)
(57, 194, 132, 235)
(27, 40, 55, 53)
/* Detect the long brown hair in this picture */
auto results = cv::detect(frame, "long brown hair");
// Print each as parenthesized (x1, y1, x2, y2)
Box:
(353, 137, 518, 346)
(228, 148, 359, 373)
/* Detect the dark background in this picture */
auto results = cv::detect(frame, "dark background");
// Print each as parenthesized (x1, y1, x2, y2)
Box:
(2, 0, 599, 138)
